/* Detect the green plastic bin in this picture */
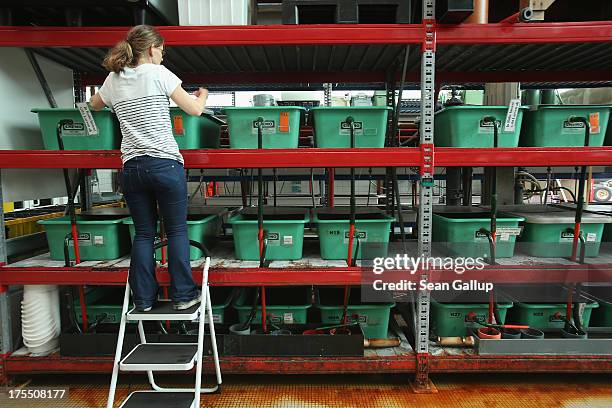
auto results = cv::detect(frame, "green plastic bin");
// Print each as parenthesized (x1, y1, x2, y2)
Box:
(316, 286, 395, 339)
(228, 208, 309, 261)
(310, 106, 391, 148)
(39, 215, 130, 261)
(432, 212, 524, 258)
(434, 105, 526, 147)
(314, 208, 394, 260)
(580, 284, 612, 327)
(224, 107, 304, 149)
(503, 285, 598, 331)
(124, 212, 223, 261)
(233, 286, 312, 325)
(32, 108, 120, 150)
(521, 105, 612, 147)
(169, 108, 222, 149)
(506, 208, 612, 258)
(74, 286, 236, 325)
(74, 287, 125, 324)
(431, 292, 513, 337)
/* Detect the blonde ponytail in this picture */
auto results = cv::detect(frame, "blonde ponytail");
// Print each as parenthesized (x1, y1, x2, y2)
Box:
(103, 40, 134, 73)
(102, 25, 164, 73)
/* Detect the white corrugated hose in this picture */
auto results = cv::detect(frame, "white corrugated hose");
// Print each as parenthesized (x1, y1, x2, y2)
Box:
(21, 285, 61, 354)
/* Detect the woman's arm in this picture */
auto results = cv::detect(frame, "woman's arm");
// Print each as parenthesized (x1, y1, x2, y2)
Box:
(170, 86, 208, 116)
(89, 93, 106, 111)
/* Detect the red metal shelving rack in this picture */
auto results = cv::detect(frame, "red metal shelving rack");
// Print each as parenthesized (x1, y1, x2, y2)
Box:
(1, 15, 612, 384)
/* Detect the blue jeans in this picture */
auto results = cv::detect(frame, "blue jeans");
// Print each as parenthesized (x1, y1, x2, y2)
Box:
(121, 155, 198, 309)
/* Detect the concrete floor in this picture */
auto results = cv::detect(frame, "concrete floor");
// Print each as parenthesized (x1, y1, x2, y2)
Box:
(1, 373, 611, 407)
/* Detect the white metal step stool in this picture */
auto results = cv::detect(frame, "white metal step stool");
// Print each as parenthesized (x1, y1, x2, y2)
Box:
(107, 257, 221, 408)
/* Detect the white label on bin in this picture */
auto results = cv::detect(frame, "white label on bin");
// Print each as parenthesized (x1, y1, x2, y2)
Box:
(504, 99, 521, 133)
(61, 122, 87, 137)
(76, 102, 99, 135)
(354, 314, 368, 324)
(343, 230, 367, 244)
(339, 121, 364, 136)
(496, 227, 521, 236)
(267, 232, 280, 247)
(252, 119, 276, 135)
(475, 230, 489, 239)
(478, 119, 502, 133)
(587, 233, 597, 242)
(283, 235, 293, 246)
(68, 232, 92, 247)
(283, 313, 294, 324)
(562, 119, 586, 134)
(93, 235, 104, 245)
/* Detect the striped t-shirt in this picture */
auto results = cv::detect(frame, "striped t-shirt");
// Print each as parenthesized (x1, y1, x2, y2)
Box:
(97, 64, 183, 164)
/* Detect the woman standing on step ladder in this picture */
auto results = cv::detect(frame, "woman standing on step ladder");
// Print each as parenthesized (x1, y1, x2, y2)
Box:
(90, 25, 206, 311)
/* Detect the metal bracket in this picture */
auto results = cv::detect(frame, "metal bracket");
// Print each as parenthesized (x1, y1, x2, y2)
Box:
(420, 143, 434, 186)
(422, 18, 436, 53)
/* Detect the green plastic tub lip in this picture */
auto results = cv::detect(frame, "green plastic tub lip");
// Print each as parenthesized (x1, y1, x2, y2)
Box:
(505, 210, 612, 224)
(438, 105, 528, 111)
(316, 302, 395, 309)
(433, 213, 524, 223)
(511, 300, 598, 309)
(31, 107, 113, 113)
(531, 104, 612, 110)
(223, 106, 306, 112)
(310, 106, 392, 111)
(123, 214, 219, 225)
(39, 216, 128, 225)
(186, 206, 229, 216)
(433, 205, 493, 214)
(431, 299, 513, 308)
(313, 213, 394, 224)
(228, 213, 310, 225)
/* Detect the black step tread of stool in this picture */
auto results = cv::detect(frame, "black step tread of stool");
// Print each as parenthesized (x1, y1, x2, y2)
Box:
(127, 300, 200, 320)
(120, 391, 194, 408)
(122, 344, 197, 366)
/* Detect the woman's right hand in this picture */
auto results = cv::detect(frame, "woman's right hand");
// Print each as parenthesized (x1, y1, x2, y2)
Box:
(194, 88, 208, 100)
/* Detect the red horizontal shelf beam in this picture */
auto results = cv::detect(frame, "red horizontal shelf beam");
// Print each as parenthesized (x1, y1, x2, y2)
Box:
(0, 148, 421, 169)
(1, 22, 611, 47)
(429, 355, 612, 373)
(0, 24, 423, 47)
(437, 147, 612, 167)
(435, 21, 612, 45)
(1, 264, 610, 286)
(2, 147, 612, 169)
(1, 354, 416, 375)
(4, 354, 611, 375)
